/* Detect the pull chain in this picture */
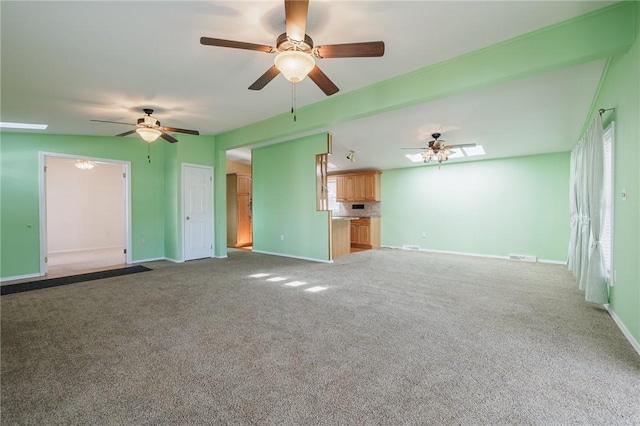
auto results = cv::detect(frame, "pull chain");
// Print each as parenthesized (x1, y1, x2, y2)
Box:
(291, 83, 297, 122)
(148, 143, 151, 163)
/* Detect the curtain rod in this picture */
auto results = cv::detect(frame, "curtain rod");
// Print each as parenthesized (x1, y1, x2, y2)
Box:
(598, 107, 615, 115)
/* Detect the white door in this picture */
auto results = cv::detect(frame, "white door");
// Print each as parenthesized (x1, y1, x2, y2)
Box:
(183, 165, 214, 260)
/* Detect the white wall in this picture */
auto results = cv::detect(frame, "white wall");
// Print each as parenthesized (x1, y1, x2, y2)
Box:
(46, 157, 124, 252)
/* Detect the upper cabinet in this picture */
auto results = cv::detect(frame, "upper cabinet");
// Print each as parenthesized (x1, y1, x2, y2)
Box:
(334, 171, 381, 202)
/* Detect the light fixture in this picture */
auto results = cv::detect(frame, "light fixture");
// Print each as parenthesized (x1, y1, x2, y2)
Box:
(136, 127, 162, 143)
(74, 159, 95, 170)
(274, 50, 315, 83)
(346, 150, 355, 162)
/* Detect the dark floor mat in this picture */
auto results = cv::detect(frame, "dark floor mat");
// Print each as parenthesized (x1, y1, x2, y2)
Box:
(1, 265, 151, 295)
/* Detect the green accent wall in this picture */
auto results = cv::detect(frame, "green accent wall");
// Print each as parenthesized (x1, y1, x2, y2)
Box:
(0, 132, 215, 279)
(590, 1, 640, 345)
(252, 134, 330, 261)
(381, 153, 570, 261)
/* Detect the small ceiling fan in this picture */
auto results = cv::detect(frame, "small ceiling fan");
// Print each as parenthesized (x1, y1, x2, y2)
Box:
(403, 133, 476, 164)
(200, 0, 385, 96)
(91, 109, 200, 143)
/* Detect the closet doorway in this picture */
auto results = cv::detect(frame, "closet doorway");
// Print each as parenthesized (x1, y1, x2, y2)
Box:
(40, 153, 131, 277)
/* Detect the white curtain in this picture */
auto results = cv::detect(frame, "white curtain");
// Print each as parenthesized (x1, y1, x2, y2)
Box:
(567, 114, 608, 304)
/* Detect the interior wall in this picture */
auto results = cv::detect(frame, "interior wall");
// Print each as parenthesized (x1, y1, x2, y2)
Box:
(46, 157, 123, 253)
(591, 3, 640, 345)
(0, 132, 166, 279)
(252, 133, 330, 261)
(381, 152, 570, 262)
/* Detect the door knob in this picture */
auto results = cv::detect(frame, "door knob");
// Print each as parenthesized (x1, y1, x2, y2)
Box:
(186, 216, 190, 220)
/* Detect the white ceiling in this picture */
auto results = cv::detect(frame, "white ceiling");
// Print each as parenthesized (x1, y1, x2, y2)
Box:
(1, 1, 614, 171)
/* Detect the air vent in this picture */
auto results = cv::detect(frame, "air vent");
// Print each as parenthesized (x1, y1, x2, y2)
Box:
(509, 254, 537, 262)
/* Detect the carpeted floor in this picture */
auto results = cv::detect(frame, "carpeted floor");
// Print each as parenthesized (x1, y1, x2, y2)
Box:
(1, 248, 639, 425)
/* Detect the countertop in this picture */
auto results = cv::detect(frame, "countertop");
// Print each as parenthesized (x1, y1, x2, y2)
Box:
(332, 216, 361, 221)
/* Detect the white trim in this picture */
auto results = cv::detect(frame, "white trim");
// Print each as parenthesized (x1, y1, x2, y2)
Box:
(252, 249, 332, 264)
(164, 257, 185, 264)
(538, 259, 567, 265)
(132, 257, 166, 264)
(182, 163, 215, 262)
(0, 272, 43, 283)
(39, 152, 132, 276)
(603, 122, 615, 286)
(382, 245, 566, 264)
(215, 255, 229, 259)
(605, 304, 640, 357)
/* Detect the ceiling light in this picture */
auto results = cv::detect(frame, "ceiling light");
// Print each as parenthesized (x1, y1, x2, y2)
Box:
(0, 121, 48, 130)
(136, 127, 162, 143)
(346, 151, 355, 162)
(274, 50, 315, 83)
(74, 160, 95, 170)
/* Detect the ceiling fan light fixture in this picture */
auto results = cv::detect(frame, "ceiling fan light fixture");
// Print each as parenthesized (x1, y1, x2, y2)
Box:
(136, 127, 162, 143)
(274, 50, 315, 83)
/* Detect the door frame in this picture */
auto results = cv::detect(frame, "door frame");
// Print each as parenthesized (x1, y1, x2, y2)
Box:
(181, 163, 214, 261)
(39, 152, 132, 275)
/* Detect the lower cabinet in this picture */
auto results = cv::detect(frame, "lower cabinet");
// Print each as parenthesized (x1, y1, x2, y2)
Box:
(350, 217, 381, 249)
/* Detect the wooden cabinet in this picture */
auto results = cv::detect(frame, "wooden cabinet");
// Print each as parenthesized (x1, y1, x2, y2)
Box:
(350, 217, 381, 249)
(334, 171, 381, 202)
(227, 173, 252, 247)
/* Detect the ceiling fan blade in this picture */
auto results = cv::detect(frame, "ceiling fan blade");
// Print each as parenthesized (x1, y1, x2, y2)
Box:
(248, 65, 281, 90)
(160, 132, 178, 143)
(314, 41, 385, 58)
(449, 143, 477, 148)
(285, 0, 309, 41)
(91, 119, 136, 126)
(200, 37, 274, 53)
(162, 126, 200, 135)
(115, 130, 136, 137)
(308, 66, 339, 96)
(401, 147, 427, 150)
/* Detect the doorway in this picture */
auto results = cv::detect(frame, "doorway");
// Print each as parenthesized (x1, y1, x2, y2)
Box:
(40, 153, 131, 277)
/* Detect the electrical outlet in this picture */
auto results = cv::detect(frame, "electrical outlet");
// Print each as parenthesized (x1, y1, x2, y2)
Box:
(141, 238, 146, 245)
(621, 189, 627, 201)
(422, 232, 427, 238)
(280, 234, 284, 241)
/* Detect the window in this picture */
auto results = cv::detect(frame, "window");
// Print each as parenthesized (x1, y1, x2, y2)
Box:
(601, 122, 614, 283)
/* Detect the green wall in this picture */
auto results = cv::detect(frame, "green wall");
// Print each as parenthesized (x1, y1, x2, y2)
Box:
(381, 153, 570, 261)
(252, 134, 330, 261)
(212, 1, 634, 259)
(590, 2, 640, 345)
(0, 132, 215, 279)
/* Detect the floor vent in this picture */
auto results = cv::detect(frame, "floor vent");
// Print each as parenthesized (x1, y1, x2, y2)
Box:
(509, 254, 537, 262)
(402, 245, 421, 250)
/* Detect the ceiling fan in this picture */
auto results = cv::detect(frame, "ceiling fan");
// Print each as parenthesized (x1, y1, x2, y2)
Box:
(91, 109, 200, 143)
(403, 133, 476, 164)
(200, 0, 385, 96)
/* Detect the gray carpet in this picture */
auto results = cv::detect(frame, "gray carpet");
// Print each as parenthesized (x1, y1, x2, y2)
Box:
(1, 248, 639, 425)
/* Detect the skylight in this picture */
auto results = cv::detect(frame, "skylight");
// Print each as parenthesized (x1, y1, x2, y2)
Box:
(462, 145, 486, 156)
(0, 122, 48, 130)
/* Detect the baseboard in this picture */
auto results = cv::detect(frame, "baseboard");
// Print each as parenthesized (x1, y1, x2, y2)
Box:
(251, 250, 331, 264)
(132, 257, 166, 264)
(605, 304, 640, 357)
(382, 245, 566, 264)
(215, 255, 229, 259)
(0, 272, 43, 283)
(164, 258, 184, 263)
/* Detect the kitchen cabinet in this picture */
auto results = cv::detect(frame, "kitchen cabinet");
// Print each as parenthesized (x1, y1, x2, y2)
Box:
(350, 217, 381, 249)
(227, 173, 252, 247)
(334, 171, 381, 202)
